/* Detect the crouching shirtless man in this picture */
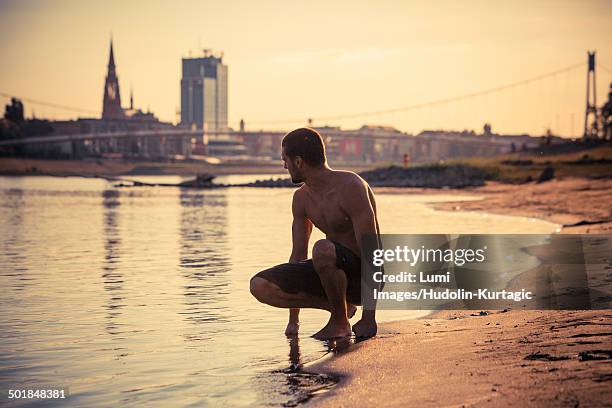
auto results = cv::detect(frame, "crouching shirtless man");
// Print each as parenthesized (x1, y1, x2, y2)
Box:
(250, 127, 380, 340)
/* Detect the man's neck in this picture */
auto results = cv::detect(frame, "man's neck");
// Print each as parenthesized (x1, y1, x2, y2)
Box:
(303, 165, 333, 193)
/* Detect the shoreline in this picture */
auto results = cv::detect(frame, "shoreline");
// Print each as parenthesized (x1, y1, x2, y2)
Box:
(307, 177, 612, 407)
(373, 177, 612, 234)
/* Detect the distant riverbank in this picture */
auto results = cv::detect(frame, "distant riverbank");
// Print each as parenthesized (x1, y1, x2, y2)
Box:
(0, 157, 380, 177)
(4, 143, 610, 188)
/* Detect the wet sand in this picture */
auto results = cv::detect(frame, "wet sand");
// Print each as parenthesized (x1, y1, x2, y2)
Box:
(309, 310, 611, 407)
(309, 177, 612, 407)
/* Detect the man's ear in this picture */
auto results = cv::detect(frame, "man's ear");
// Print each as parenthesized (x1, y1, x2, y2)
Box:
(294, 156, 304, 168)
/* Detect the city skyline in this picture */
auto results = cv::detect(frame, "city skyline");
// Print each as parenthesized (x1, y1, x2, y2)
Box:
(1, 0, 611, 137)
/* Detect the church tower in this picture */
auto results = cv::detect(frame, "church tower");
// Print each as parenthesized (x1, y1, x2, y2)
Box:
(102, 38, 124, 119)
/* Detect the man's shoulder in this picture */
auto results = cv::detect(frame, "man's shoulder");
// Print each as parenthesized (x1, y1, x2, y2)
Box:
(333, 170, 369, 190)
(292, 184, 308, 201)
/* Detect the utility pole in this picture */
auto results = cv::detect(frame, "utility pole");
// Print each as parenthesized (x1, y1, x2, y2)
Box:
(583, 51, 599, 139)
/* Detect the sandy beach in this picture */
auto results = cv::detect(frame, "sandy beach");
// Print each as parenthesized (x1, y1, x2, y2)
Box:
(309, 310, 611, 407)
(309, 177, 612, 407)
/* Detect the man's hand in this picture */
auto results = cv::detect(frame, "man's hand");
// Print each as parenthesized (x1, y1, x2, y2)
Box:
(352, 318, 377, 339)
(285, 321, 299, 336)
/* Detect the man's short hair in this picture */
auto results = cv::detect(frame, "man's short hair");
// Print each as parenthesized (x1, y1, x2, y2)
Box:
(282, 128, 326, 167)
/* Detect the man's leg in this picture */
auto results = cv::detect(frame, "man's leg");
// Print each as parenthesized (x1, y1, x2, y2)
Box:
(250, 276, 330, 310)
(251, 276, 357, 313)
(311, 239, 352, 339)
(250, 260, 356, 337)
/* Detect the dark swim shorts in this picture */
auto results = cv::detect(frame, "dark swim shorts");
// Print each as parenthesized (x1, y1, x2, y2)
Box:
(253, 240, 362, 305)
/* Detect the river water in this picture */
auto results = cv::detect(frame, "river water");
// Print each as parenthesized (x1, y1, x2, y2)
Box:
(0, 175, 558, 407)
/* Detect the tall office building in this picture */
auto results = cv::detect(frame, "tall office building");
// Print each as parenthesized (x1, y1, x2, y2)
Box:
(180, 52, 228, 132)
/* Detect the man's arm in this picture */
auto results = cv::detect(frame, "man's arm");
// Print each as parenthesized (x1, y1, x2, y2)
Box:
(289, 188, 312, 262)
(343, 177, 379, 339)
(285, 189, 313, 335)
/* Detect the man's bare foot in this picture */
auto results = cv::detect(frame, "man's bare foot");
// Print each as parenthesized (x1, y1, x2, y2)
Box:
(311, 320, 351, 340)
(352, 317, 377, 340)
(285, 321, 299, 336)
(348, 304, 357, 319)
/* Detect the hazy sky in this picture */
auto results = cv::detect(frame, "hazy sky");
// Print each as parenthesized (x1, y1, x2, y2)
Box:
(1, 0, 611, 136)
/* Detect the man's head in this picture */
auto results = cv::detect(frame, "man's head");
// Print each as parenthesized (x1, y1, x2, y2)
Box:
(281, 128, 327, 183)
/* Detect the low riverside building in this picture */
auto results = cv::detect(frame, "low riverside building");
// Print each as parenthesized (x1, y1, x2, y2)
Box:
(48, 116, 188, 160)
(410, 129, 550, 163)
(306, 125, 555, 165)
(230, 123, 558, 166)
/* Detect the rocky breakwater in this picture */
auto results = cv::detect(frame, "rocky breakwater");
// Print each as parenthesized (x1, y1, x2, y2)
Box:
(360, 163, 498, 188)
(240, 163, 498, 189)
(240, 177, 297, 188)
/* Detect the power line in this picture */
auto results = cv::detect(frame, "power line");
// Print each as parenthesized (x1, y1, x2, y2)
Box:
(0, 91, 98, 115)
(0, 60, 588, 125)
(246, 61, 585, 125)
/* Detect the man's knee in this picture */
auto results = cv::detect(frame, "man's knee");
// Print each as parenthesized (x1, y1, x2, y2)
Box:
(250, 276, 273, 304)
(312, 239, 336, 271)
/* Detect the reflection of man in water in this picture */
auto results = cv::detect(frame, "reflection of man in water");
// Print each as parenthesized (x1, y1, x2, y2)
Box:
(250, 128, 380, 340)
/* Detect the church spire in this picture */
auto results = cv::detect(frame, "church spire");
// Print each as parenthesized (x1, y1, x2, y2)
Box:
(108, 37, 116, 70)
(102, 36, 124, 119)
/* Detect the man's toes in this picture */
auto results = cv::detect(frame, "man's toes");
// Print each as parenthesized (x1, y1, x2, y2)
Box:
(311, 322, 352, 340)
